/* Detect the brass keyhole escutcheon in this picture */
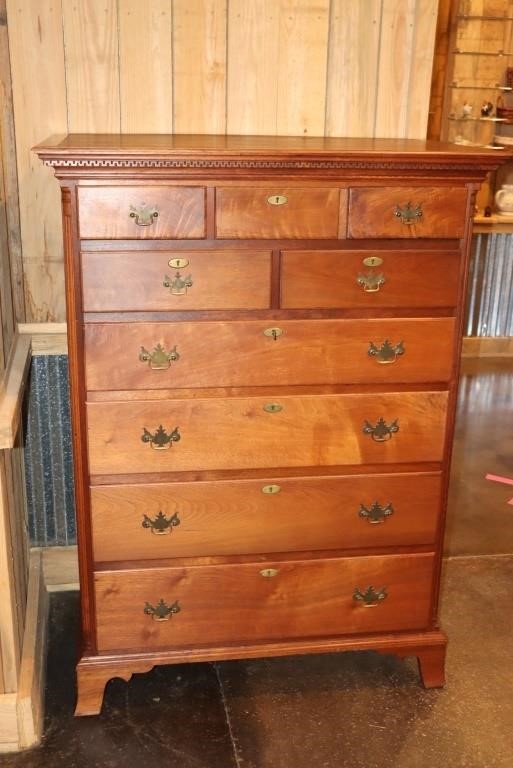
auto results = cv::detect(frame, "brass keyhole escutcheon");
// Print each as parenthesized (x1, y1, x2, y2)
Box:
(264, 403, 283, 413)
(267, 195, 288, 206)
(262, 484, 281, 494)
(264, 327, 283, 340)
(260, 568, 279, 578)
(362, 256, 383, 268)
(168, 258, 189, 269)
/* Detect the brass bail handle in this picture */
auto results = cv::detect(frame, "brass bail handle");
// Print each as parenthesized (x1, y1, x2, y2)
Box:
(129, 204, 159, 226)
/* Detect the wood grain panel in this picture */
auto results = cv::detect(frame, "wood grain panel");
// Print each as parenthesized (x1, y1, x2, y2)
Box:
(276, 0, 330, 136)
(406, 0, 438, 139)
(173, 0, 227, 134)
(375, 0, 417, 138)
(227, 0, 280, 134)
(86, 391, 449, 475)
(6, 0, 67, 322)
(62, 0, 120, 132)
(91, 472, 443, 561)
(84, 318, 456, 391)
(280, 249, 462, 309)
(326, 0, 381, 137)
(118, 0, 173, 133)
(216, 187, 341, 239)
(81, 249, 271, 311)
(95, 553, 435, 651)
(77, 187, 205, 239)
(0, 0, 24, 328)
(348, 187, 467, 238)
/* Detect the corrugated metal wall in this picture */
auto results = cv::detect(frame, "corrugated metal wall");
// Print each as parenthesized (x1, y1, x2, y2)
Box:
(466, 234, 513, 337)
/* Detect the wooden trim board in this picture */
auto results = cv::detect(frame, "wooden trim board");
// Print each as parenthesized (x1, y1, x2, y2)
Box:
(0, 334, 31, 449)
(0, 550, 48, 752)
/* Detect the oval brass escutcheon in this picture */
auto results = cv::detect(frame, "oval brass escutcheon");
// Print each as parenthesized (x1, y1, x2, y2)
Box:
(262, 484, 281, 494)
(267, 194, 288, 206)
(263, 403, 283, 413)
(363, 256, 383, 268)
(260, 568, 279, 578)
(263, 327, 283, 340)
(168, 257, 190, 269)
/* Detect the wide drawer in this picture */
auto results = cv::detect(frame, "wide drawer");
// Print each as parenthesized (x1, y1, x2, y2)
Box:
(94, 552, 435, 652)
(280, 249, 461, 309)
(348, 187, 467, 238)
(87, 391, 448, 475)
(77, 186, 206, 239)
(91, 472, 442, 562)
(81, 250, 272, 311)
(215, 187, 343, 238)
(84, 318, 456, 391)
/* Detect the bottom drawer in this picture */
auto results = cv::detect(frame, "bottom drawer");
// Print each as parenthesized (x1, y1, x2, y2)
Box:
(95, 553, 435, 652)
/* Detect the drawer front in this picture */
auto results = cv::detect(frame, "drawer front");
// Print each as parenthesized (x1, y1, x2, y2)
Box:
(85, 318, 456, 391)
(94, 553, 435, 651)
(281, 250, 461, 309)
(215, 187, 343, 239)
(348, 187, 467, 238)
(81, 250, 272, 311)
(91, 472, 442, 562)
(77, 186, 205, 239)
(87, 391, 448, 475)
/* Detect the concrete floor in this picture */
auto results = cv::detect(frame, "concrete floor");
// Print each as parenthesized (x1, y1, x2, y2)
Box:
(1, 357, 512, 768)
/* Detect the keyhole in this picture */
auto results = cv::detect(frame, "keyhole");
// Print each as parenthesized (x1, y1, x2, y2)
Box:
(272, 329, 278, 340)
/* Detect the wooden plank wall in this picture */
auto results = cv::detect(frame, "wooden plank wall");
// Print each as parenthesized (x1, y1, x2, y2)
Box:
(7, 0, 438, 324)
(0, 0, 28, 700)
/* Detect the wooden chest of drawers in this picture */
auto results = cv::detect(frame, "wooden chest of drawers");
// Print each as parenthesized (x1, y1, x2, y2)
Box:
(36, 135, 502, 716)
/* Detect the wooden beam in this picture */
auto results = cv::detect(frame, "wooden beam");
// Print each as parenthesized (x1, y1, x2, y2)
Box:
(0, 334, 31, 450)
(16, 549, 48, 749)
(18, 322, 67, 356)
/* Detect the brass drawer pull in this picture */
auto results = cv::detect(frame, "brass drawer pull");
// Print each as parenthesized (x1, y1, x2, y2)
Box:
(144, 599, 180, 622)
(368, 340, 404, 365)
(358, 502, 394, 524)
(263, 327, 283, 340)
(267, 194, 288, 206)
(260, 568, 279, 578)
(163, 271, 193, 296)
(362, 418, 399, 442)
(357, 271, 385, 293)
(353, 586, 387, 607)
(142, 511, 180, 535)
(141, 425, 181, 450)
(394, 201, 422, 225)
(139, 343, 179, 370)
(262, 484, 281, 494)
(263, 403, 283, 413)
(129, 204, 159, 226)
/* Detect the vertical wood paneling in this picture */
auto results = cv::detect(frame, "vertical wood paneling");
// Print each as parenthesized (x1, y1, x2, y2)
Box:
(375, 0, 417, 138)
(119, 1, 173, 133)
(173, 0, 227, 134)
(276, 0, 330, 136)
(227, 0, 280, 135)
(406, 0, 438, 139)
(326, 0, 381, 137)
(62, 0, 120, 132)
(0, 0, 24, 328)
(7, 0, 67, 323)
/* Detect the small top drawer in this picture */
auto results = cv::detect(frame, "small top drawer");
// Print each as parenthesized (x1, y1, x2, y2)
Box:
(216, 187, 344, 239)
(77, 186, 206, 239)
(348, 187, 467, 238)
